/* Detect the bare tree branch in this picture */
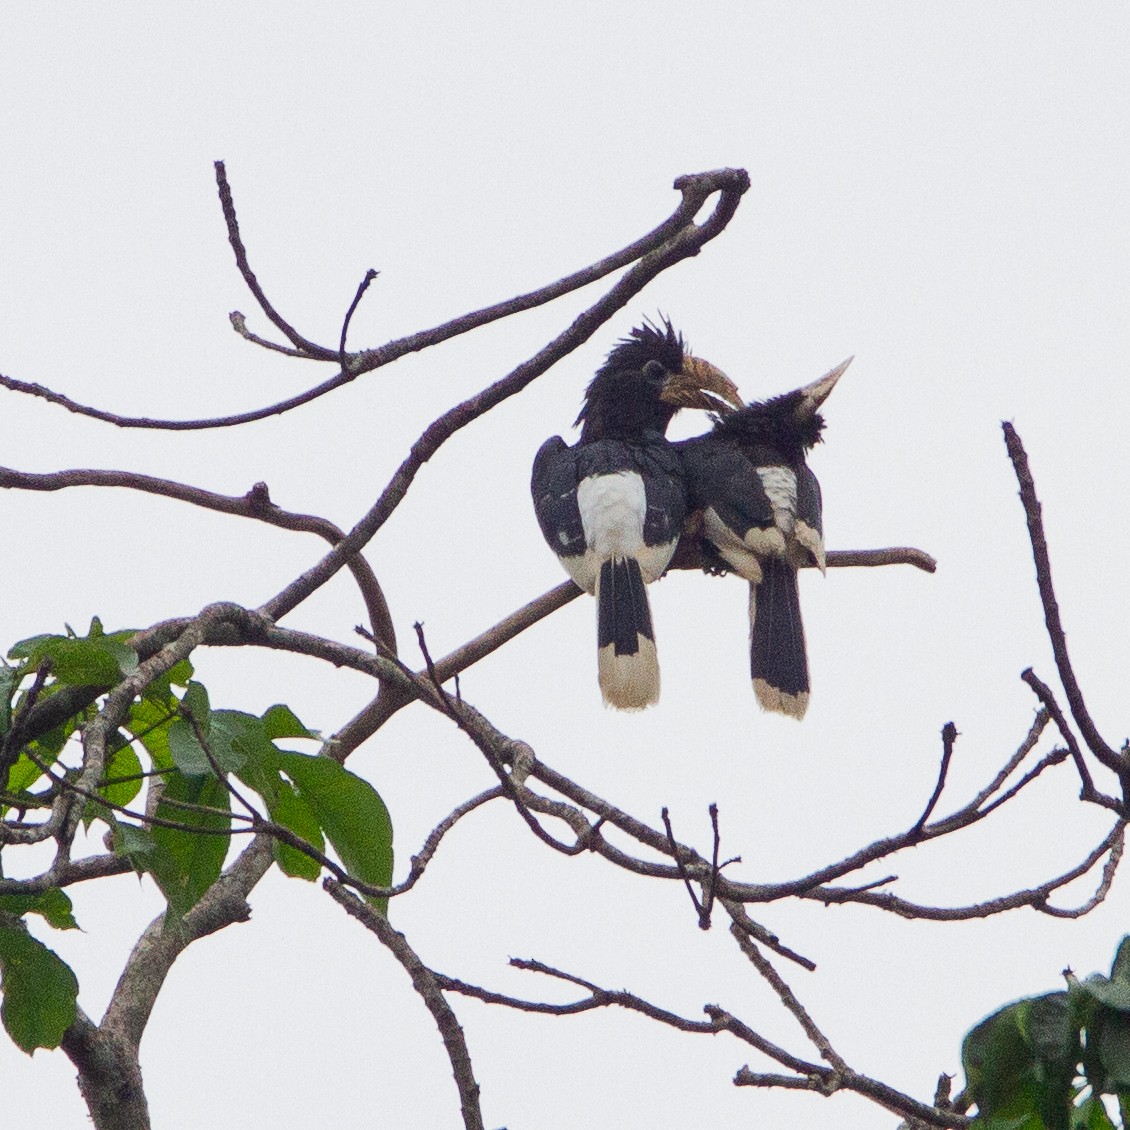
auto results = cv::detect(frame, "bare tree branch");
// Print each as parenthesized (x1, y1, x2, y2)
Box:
(338, 268, 379, 367)
(0, 168, 750, 430)
(732, 1065, 969, 1128)
(1021, 667, 1123, 813)
(261, 174, 751, 622)
(1003, 422, 1124, 778)
(0, 465, 396, 653)
(912, 722, 959, 834)
(805, 821, 1124, 919)
(326, 879, 484, 1130)
(333, 544, 938, 752)
(728, 923, 848, 1072)
(214, 161, 339, 360)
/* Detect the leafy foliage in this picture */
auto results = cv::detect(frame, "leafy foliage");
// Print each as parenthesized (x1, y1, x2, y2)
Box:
(963, 938, 1130, 1128)
(0, 918, 79, 1054)
(0, 619, 394, 1054)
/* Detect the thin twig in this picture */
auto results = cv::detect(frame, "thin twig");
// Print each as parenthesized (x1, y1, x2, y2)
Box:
(721, 902, 816, 971)
(228, 311, 311, 358)
(965, 709, 1050, 811)
(214, 160, 337, 360)
(1021, 667, 1121, 812)
(441, 957, 719, 1036)
(339, 269, 378, 368)
(662, 806, 706, 923)
(728, 925, 848, 1073)
(733, 1065, 968, 1128)
(912, 722, 958, 834)
(700, 803, 723, 929)
(807, 821, 1125, 919)
(262, 174, 750, 622)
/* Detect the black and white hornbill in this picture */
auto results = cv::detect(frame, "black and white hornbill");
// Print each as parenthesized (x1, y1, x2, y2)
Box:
(678, 358, 849, 719)
(531, 320, 742, 709)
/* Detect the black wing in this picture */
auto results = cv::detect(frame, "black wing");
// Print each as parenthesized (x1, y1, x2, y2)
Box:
(531, 436, 586, 559)
(680, 437, 776, 550)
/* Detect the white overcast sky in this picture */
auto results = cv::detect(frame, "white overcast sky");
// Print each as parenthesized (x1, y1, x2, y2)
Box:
(2, 4, 1129, 1128)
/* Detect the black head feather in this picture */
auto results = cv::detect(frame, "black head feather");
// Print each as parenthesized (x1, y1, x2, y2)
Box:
(575, 318, 688, 440)
(598, 318, 687, 382)
(711, 390, 827, 462)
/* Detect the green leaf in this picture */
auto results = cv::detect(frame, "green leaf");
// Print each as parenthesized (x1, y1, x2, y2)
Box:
(164, 682, 222, 775)
(209, 710, 275, 773)
(3, 753, 48, 797)
(181, 681, 210, 730)
(167, 717, 214, 776)
(0, 890, 78, 931)
(97, 742, 143, 810)
(2, 686, 85, 801)
(8, 629, 137, 687)
(1013, 993, 1078, 1130)
(1023, 993, 1075, 1061)
(1098, 1016, 1130, 1090)
(147, 771, 231, 917)
(142, 657, 194, 703)
(0, 662, 19, 736)
(26, 692, 82, 757)
(262, 704, 314, 741)
(167, 709, 276, 777)
(977, 1116, 1044, 1130)
(0, 922, 78, 1053)
(266, 779, 324, 880)
(126, 697, 177, 772)
(964, 1001, 1046, 1124)
(1081, 974, 1130, 1014)
(276, 752, 393, 912)
(1111, 938, 1130, 989)
(112, 822, 157, 868)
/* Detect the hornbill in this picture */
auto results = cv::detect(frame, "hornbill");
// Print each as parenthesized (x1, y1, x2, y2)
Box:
(531, 320, 742, 709)
(678, 358, 849, 719)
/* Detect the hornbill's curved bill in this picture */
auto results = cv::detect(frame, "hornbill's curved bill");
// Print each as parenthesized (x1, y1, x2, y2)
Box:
(531, 320, 742, 709)
(678, 358, 849, 719)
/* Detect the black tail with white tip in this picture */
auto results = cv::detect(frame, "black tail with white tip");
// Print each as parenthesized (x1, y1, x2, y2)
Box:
(749, 558, 809, 719)
(596, 556, 660, 710)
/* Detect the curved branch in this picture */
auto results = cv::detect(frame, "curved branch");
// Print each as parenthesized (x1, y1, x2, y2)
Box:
(214, 161, 339, 360)
(0, 168, 750, 430)
(1021, 667, 1122, 813)
(804, 821, 1124, 919)
(1003, 423, 1123, 775)
(0, 465, 396, 652)
(262, 172, 751, 621)
(326, 880, 484, 1130)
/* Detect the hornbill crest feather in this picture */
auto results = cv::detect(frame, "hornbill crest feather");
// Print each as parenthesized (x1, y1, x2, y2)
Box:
(576, 317, 742, 439)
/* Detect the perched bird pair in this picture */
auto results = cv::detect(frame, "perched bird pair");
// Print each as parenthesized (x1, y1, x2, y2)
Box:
(531, 319, 844, 717)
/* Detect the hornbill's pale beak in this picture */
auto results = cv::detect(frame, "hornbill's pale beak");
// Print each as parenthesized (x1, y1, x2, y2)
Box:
(792, 357, 852, 423)
(660, 356, 744, 414)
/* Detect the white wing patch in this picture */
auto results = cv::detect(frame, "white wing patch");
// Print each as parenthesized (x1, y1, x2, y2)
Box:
(756, 466, 798, 535)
